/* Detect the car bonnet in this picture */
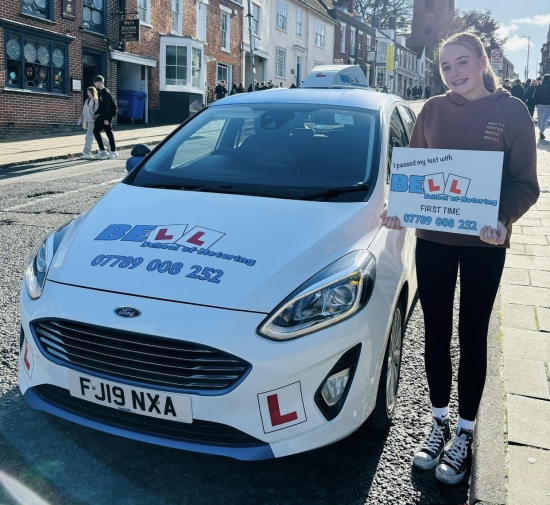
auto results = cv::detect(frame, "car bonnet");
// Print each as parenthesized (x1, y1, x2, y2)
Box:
(47, 183, 380, 313)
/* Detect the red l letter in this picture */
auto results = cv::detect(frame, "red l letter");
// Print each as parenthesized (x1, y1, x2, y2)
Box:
(427, 179, 440, 192)
(449, 180, 462, 195)
(186, 232, 205, 246)
(267, 394, 298, 426)
(155, 229, 174, 240)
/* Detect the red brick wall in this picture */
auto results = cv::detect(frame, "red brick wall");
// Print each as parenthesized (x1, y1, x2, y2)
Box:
(0, 0, 116, 137)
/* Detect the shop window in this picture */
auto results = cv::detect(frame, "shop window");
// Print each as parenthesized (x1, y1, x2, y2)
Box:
(83, 0, 105, 34)
(5, 30, 67, 94)
(21, 0, 53, 20)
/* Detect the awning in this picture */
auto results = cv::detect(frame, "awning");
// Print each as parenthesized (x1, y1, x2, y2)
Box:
(110, 50, 157, 67)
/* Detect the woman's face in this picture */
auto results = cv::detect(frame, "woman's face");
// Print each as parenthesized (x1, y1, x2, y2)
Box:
(440, 43, 486, 99)
(87, 90, 93, 99)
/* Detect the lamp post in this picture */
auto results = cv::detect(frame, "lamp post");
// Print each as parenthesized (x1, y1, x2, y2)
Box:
(520, 35, 530, 79)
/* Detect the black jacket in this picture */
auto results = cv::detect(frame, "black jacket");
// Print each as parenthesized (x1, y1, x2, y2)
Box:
(96, 87, 116, 120)
(511, 83, 525, 101)
(525, 86, 536, 101)
(534, 81, 550, 105)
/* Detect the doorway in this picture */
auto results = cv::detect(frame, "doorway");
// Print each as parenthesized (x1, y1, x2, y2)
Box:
(82, 49, 105, 94)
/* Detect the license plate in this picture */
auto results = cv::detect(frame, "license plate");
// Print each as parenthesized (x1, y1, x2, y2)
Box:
(67, 371, 193, 423)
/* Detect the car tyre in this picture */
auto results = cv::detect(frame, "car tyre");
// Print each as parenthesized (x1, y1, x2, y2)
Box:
(368, 298, 405, 429)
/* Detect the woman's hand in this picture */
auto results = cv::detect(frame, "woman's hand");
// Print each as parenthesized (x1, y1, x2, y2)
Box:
(380, 208, 404, 230)
(480, 221, 507, 245)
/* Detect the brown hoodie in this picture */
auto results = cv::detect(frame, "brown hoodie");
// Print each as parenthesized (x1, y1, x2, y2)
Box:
(410, 88, 539, 248)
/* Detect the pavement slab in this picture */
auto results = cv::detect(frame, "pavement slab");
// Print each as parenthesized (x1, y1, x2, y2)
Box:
(515, 218, 542, 227)
(508, 445, 550, 505)
(509, 242, 525, 255)
(505, 254, 550, 272)
(501, 284, 550, 307)
(511, 234, 548, 245)
(507, 394, 550, 450)
(538, 306, 550, 332)
(521, 226, 550, 235)
(531, 270, 550, 289)
(524, 244, 550, 257)
(501, 268, 530, 286)
(501, 303, 537, 330)
(504, 358, 549, 399)
(502, 327, 550, 362)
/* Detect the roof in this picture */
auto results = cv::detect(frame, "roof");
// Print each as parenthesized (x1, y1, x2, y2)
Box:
(298, 0, 335, 22)
(210, 87, 402, 112)
(407, 45, 425, 58)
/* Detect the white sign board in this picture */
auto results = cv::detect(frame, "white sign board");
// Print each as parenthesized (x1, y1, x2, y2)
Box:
(387, 148, 503, 236)
(334, 58, 344, 65)
(491, 49, 503, 71)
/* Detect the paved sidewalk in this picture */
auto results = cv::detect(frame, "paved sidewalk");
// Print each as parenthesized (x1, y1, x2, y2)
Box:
(0, 123, 178, 168)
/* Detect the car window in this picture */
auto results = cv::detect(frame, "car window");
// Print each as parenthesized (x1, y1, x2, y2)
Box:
(397, 105, 415, 140)
(384, 108, 409, 197)
(130, 104, 381, 202)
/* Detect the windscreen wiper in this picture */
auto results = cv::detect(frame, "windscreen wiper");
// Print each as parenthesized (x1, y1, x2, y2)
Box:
(142, 183, 294, 199)
(296, 184, 369, 200)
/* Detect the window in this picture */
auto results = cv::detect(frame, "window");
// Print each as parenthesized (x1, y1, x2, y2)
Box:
(376, 67, 386, 87)
(83, 0, 105, 33)
(377, 41, 387, 63)
(296, 8, 303, 37)
(221, 12, 230, 51)
(276, 46, 286, 78)
(397, 105, 416, 139)
(315, 21, 325, 48)
(386, 108, 410, 194)
(350, 28, 356, 56)
(277, 0, 287, 31)
(21, 0, 53, 20)
(252, 4, 260, 36)
(340, 24, 346, 53)
(196, 0, 206, 42)
(5, 29, 67, 94)
(166, 45, 187, 86)
(192, 47, 202, 87)
(425, 0, 434, 12)
(171, 0, 182, 34)
(421, 62, 424, 75)
(217, 62, 231, 91)
(138, 0, 149, 23)
(366, 35, 371, 51)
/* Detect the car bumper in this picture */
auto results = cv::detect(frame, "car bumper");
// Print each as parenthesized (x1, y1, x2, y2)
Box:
(19, 280, 391, 460)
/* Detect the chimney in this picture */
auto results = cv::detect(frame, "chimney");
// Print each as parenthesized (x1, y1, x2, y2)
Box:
(340, 0, 353, 12)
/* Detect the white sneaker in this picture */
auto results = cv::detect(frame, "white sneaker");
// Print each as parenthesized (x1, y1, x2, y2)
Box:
(80, 154, 92, 160)
(95, 150, 109, 159)
(108, 151, 119, 159)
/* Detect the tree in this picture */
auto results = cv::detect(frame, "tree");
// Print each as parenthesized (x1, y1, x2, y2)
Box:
(450, 9, 507, 53)
(353, 0, 413, 31)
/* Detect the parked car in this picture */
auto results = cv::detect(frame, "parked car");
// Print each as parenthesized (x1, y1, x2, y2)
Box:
(20, 66, 418, 460)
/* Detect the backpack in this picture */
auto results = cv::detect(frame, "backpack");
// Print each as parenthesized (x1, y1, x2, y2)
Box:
(536, 83, 550, 105)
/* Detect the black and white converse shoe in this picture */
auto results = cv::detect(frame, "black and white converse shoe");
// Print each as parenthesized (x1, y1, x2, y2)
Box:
(435, 428, 474, 485)
(413, 416, 451, 470)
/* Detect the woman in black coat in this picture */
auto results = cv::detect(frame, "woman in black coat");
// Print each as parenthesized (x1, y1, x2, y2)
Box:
(525, 81, 537, 119)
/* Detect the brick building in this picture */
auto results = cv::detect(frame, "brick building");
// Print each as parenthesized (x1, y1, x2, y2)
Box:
(329, 0, 376, 85)
(541, 24, 550, 77)
(408, 0, 454, 58)
(0, 0, 117, 137)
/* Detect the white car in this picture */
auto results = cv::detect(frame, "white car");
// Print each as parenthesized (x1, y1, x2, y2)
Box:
(19, 66, 418, 460)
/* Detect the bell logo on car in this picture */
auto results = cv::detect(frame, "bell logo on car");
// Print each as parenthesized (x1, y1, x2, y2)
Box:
(114, 307, 142, 318)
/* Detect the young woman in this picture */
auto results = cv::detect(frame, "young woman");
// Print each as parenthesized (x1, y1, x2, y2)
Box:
(78, 86, 99, 160)
(382, 32, 539, 485)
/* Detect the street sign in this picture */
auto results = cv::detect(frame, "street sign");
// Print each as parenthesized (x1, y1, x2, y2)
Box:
(366, 51, 375, 63)
(491, 49, 503, 71)
(119, 19, 140, 43)
(333, 59, 344, 65)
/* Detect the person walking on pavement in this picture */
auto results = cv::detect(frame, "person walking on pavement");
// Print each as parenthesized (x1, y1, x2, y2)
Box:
(381, 32, 539, 486)
(412, 85, 417, 100)
(511, 78, 525, 101)
(534, 74, 550, 140)
(237, 82, 245, 93)
(92, 75, 118, 160)
(230, 83, 238, 95)
(215, 80, 227, 100)
(502, 78, 511, 91)
(525, 80, 537, 120)
(78, 86, 99, 160)
(523, 78, 532, 96)
(407, 86, 412, 100)
(425, 85, 431, 99)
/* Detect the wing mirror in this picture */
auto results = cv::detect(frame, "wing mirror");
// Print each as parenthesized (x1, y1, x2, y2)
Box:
(126, 144, 151, 172)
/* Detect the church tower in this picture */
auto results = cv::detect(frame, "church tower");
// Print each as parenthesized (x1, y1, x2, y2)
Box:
(409, 0, 455, 56)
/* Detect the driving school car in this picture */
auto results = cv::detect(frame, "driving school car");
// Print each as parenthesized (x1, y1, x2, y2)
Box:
(19, 66, 418, 460)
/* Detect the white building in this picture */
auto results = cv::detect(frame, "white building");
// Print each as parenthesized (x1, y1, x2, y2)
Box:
(243, 0, 271, 88)
(268, 0, 336, 87)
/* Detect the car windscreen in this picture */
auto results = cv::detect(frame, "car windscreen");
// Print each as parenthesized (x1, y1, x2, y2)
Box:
(128, 103, 380, 202)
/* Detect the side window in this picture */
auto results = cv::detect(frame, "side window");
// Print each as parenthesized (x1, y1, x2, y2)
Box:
(397, 105, 416, 140)
(385, 108, 409, 198)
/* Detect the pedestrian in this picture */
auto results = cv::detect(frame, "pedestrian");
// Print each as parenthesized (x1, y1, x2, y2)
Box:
(425, 85, 431, 99)
(411, 85, 416, 99)
(534, 74, 550, 140)
(523, 78, 532, 96)
(267, 80, 274, 89)
(237, 82, 245, 93)
(375, 86, 380, 92)
(511, 78, 525, 101)
(525, 80, 537, 120)
(230, 83, 238, 95)
(502, 78, 511, 91)
(215, 80, 227, 100)
(382, 85, 389, 93)
(381, 32, 539, 485)
(78, 86, 99, 160)
(247, 80, 257, 92)
(279, 81, 285, 88)
(259, 81, 267, 90)
(92, 75, 118, 160)
(407, 86, 412, 100)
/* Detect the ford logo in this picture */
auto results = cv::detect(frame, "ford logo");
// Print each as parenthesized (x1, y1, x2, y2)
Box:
(114, 307, 142, 318)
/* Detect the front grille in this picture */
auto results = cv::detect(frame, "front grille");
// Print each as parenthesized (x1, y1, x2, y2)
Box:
(34, 384, 263, 446)
(32, 319, 251, 394)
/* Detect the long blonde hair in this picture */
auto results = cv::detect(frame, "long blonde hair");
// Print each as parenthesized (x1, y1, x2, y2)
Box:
(439, 32, 499, 93)
(86, 86, 98, 102)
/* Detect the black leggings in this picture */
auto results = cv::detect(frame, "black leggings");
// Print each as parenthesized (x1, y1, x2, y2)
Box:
(93, 119, 116, 151)
(415, 238, 506, 421)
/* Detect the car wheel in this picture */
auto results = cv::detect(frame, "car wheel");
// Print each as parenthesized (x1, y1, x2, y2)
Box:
(368, 299, 404, 429)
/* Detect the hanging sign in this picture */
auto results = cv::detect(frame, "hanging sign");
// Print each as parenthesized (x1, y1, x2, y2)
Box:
(62, 0, 75, 19)
(119, 19, 140, 43)
(387, 148, 504, 236)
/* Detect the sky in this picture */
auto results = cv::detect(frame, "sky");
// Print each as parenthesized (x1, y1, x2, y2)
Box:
(455, 0, 549, 79)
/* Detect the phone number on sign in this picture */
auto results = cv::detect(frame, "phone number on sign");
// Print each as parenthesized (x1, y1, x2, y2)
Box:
(402, 214, 478, 231)
(90, 254, 224, 283)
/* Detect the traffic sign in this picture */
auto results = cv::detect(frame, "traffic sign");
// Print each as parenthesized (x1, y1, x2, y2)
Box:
(490, 49, 503, 71)
(333, 59, 344, 65)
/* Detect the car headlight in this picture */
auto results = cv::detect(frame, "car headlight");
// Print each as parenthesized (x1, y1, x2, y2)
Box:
(258, 251, 376, 340)
(25, 220, 74, 300)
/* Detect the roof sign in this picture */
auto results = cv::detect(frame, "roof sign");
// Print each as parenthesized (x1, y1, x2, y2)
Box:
(302, 65, 369, 89)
